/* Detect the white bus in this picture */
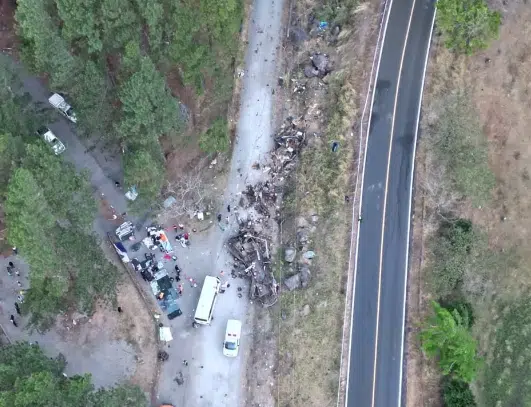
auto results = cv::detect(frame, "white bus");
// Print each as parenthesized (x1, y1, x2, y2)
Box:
(193, 276, 221, 326)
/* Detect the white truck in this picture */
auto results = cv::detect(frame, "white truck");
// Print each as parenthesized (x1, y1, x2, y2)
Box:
(48, 93, 77, 123)
(36, 126, 66, 155)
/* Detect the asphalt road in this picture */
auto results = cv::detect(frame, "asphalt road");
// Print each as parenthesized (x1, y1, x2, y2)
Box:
(346, 0, 436, 406)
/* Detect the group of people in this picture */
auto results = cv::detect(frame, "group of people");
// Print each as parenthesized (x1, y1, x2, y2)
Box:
(6, 258, 23, 328)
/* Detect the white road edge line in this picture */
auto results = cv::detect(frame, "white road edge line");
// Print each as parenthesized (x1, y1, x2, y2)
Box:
(341, 0, 393, 405)
(371, 0, 417, 405)
(397, 5, 437, 406)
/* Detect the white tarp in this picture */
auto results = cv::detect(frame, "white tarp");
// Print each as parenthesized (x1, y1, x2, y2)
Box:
(159, 326, 173, 342)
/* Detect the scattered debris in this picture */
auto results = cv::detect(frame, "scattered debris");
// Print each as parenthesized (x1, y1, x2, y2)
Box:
(308, 52, 332, 78)
(225, 118, 312, 300)
(174, 371, 184, 385)
(303, 250, 315, 260)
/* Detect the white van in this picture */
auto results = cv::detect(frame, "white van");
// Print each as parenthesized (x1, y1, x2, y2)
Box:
(193, 276, 221, 326)
(223, 319, 242, 357)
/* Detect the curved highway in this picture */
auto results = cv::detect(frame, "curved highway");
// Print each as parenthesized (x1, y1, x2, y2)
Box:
(345, 0, 436, 406)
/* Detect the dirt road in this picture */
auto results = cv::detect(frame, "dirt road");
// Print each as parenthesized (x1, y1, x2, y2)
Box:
(154, 1, 286, 406)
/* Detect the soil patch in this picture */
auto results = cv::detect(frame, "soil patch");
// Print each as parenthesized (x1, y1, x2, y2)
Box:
(406, 1, 531, 405)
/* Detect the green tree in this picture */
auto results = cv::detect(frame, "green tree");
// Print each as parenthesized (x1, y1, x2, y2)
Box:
(134, 0, 164, 53)
(16, 0, 79, 88)
(0, 342, 65, 391)
(199, 117, 230, 153)
(0, 342, 146, 407)
(124, 149, 164, 202)
(55, 0, 102, 53)
(69, 61, 114, 136)
(199, 0, 241, 43)
(431, 219, 476, 297)
(4, 168, 68, 328)
(117, 56, 181, 146)
(23, 144, 97, 230)
(0, 133, 26, 196)
(5, 168, 57, 270)
(0, 55, 51, 138)
(421, 301, 480, 382)
(54, 230, 119, 314)
(99, 0, 140, 51)
(442, 378, 477, 407)
(437, 0, 501, 55)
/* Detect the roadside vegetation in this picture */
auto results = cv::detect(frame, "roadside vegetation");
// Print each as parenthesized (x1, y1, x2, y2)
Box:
(411, 2, 531, 406)
(0, 342, 146, 406)
(248, 0, 382, 405)
(436, 0, 501, 55)
(0, 57, 118, 331)
(14, 0, 243, 205)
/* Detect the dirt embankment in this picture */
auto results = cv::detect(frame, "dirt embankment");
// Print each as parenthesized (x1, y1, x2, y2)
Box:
(239, 1, 384, 406)
(406, 2, 531, 405)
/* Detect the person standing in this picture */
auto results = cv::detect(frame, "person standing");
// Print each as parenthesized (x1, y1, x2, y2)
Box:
(14, 303, 21, 315)
(10, 315, 17, 327)
(227, 205, 231, 213)
(12, 247, 18, 255)
(6, 266, 12, 276)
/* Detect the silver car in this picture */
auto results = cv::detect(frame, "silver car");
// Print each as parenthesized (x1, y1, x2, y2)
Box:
(36, 126, 66, 155)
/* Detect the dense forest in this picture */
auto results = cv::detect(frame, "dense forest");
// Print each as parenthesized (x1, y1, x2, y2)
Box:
(0, 342, 147, 406)
(0, 0, 243, 328)
(15, 0, 243, 203)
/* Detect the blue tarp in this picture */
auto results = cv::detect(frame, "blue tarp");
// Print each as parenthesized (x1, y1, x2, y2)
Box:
(112, 241, 130, 263)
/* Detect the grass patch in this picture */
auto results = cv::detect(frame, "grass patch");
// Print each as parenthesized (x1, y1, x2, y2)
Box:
(429, 92, 495, 207)
(296, 71, 355, 215)
(482, 298, 531, 406)
(276, 217, 348, 405)
(276, 72, 355, 405)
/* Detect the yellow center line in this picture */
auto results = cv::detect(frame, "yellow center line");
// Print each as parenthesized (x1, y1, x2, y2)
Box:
(370, 1, 418, 406)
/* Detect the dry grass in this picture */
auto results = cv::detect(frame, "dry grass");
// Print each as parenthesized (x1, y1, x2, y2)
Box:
(263, 1, 382, 406)
(407, 1, 531, 405)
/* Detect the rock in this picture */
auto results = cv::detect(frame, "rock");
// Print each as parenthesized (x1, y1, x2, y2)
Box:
(311, 53, 330, 76)
(303, 250, 316, 259)
(284, 273, 301, 291)
(289, 26, 309, 44)
(311, 214, 319, 223)
(332, 25, 341, 36)
(300, 267, 311, 288)
(297, 230, 309, 245)
(284, 248, 297, 263)
(302, 304, 311, 316)
(304, 65, 319, 78)
(297, 216, 309, 228)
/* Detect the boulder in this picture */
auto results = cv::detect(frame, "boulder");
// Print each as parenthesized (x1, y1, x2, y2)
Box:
(284, 273, 301, 291)
(284, 248, 297, 263)
(311, 53, 330, 75)
(297, 216, 309, 228)
(304, 65, 319, 78)
(302, 304, 311, 316)
(300, 266, 311, 288)
(297, 230, 309, 245)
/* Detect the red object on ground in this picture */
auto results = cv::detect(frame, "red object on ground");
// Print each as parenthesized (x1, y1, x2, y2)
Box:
(163, 254, 172, 260)
(184, 233, 189, 240)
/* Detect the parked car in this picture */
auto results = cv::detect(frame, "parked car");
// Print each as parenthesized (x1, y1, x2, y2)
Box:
(48, 93, 77, 123)
(36, 126, 66, 155)
(223, 319, 242, 357)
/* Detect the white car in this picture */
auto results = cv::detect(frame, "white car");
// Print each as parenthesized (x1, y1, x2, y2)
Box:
(36, 126, 66, 155)
(223, 319, 242, 357)
(48, 93, 77, 123)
